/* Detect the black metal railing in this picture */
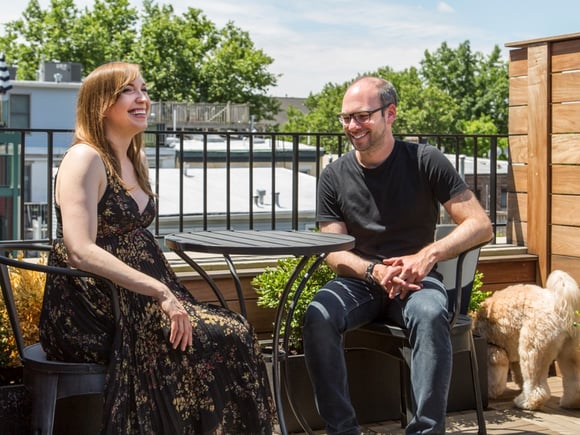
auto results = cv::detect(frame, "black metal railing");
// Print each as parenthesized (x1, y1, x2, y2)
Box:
(0, 128, 509, 244)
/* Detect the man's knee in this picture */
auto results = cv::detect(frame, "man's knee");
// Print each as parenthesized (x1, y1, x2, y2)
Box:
(304, 288, 346, 337)
(406, 288, 448, 326)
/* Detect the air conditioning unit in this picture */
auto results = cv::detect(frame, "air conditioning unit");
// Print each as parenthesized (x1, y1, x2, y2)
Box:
(41, 62, 82, 83)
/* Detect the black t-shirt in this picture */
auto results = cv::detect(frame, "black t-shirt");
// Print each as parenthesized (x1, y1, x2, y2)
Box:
(317, 140, 468, 260)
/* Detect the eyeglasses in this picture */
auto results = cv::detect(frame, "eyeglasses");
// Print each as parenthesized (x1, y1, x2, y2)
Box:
(337, 104, 390, 125)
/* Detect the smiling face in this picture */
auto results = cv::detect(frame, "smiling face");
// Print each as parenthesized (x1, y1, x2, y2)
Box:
(340, 77, 397, 160)
(104, 76, 151, 138)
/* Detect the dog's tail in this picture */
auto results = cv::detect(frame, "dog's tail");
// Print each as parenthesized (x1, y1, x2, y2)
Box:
(546, 270, 580, 331)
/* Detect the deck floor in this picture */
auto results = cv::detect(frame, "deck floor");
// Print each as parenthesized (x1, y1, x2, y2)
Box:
(282, 376, 580, 434)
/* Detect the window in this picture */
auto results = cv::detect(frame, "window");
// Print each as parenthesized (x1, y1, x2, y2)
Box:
(9, 94, 30, 129)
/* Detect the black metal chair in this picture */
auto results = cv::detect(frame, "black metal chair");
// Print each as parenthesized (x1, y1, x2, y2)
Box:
(344, 224, 488, 434)
(0, 242, 120, 435)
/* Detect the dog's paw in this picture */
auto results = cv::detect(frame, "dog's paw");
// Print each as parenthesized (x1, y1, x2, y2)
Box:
(487, 345, 509, 398)
(514, 388, 550, 410)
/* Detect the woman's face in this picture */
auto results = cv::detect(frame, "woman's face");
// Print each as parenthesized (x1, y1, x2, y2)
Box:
(104, 75, 151, 136)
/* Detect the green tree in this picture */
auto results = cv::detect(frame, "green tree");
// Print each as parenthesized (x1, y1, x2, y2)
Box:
(72, 0, 138, 73)
(459, 116, 508, 159)
(472, 45, 509, 134)
(276, 41, 507, 155)
(378, 66, 460, 136)
(199, 22, 280, 121)
(420, 40, 508, 135)
(0, 0, 279, 120)
(0, 0, 81, 80)
(131, 1, 216, 102)
(281, 81, 347, 153)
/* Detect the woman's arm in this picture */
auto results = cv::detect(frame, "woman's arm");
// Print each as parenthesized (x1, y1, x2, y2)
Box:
(56, 145, 192, 350)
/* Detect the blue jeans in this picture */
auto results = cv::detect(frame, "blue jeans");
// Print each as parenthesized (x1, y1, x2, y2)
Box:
(303, 276, 452, 435)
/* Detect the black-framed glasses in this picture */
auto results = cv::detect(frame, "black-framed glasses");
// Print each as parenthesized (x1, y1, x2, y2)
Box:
(337, 104, 390, 125)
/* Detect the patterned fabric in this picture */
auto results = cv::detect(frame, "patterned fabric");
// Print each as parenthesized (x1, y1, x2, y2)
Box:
(39, 171, 275, 434)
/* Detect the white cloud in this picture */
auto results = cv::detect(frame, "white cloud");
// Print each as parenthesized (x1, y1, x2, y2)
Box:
(437, 2, 455, 13)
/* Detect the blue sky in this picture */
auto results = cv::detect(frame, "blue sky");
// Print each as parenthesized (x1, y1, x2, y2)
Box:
(2, 0, 579, 97)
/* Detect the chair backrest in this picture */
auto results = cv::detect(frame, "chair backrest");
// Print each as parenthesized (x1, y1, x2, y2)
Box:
(0, 242, 120, 361)
(434, 224, 483, 317)
(0, 243, 52, 359)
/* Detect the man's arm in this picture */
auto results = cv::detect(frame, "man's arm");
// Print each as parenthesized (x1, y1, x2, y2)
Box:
(380, 188, 493, 299)
(433, 189, 494, 261)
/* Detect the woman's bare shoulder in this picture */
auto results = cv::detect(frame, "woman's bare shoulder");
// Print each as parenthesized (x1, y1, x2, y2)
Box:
(61, 143, 104, 167)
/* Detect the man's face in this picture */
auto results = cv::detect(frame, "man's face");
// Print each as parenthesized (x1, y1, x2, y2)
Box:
(340, 81, 391, 152)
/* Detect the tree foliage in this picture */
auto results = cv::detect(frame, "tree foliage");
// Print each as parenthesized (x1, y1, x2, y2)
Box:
(0, 0, 279, 121)
(279, 40, 508, 156)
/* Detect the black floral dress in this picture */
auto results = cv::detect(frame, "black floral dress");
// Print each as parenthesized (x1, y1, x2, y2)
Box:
(39, 171, 276, 434)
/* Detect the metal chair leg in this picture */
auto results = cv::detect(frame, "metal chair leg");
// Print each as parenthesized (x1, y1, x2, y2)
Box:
(468, 333, 487, 435)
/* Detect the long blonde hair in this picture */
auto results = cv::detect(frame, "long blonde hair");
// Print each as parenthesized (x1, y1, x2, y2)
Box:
(73, 61, 154, 196)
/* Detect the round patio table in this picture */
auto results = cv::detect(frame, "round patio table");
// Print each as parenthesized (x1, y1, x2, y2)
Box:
(165, 230, 355, 435)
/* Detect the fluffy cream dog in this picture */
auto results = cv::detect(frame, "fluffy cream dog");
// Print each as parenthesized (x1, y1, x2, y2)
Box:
(473, 270, 580, 410)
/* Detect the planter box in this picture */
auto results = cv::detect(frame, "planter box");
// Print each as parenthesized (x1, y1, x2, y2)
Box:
(0, 367, 30, 435)
(0, 381, 31, 435)
(265, 348, 401, 433)
(0, 364, 102, 435)
(264, 337, 488, 433)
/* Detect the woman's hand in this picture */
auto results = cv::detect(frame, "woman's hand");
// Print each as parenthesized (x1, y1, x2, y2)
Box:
(158, 291, 192, 351)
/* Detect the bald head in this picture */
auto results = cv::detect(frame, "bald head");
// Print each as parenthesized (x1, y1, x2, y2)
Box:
(345, 76, 398, 108)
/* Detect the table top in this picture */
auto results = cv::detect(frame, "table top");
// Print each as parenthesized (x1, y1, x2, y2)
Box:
(165, 230, 355, 256)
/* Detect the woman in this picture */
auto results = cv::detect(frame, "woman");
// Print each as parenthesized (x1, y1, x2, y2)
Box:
(39, 61, 276, 434)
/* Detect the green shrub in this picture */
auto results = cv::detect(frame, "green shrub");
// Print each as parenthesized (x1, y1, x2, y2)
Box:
(252, 256, 335, 353)
(469, 270, 490, 314)
(0, 252, 45, 368)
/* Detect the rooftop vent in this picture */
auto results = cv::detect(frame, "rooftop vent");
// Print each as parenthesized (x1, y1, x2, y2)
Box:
(40, 61, 82, 83)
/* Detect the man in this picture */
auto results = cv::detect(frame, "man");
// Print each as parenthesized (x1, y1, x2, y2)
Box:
(302, 76, 493, 435)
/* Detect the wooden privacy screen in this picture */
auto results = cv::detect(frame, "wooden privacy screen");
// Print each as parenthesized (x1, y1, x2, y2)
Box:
(506, 32, 580, 285)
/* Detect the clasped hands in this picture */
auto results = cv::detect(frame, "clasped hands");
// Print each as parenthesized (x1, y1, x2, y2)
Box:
(374, 254, 431, 299)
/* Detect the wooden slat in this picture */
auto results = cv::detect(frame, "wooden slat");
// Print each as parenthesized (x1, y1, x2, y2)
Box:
(509, 47, 528, 77)
(508, 192, 527, 222)
(551, 38, 580, 72)
(477, 254, 537, 290)
(552, 194, 580, 226)
(552, 134, 580, 163)
(551, 224, 580, 257)
(552, 103, 580, 133)
(508, 164, 527, 193)
(526, 44, 550, 281)
(552, 71, 580, 103)
(551, 255, 580, 283)
(507, 220, 527, 246)
(508, 106, 528, 134)
(552, 165, 580, 194)
(509, 76, 528, 106)
(509, 135, 528, 163)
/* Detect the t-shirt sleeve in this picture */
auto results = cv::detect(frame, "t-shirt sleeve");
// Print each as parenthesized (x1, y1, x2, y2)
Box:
(420, 145, 469, 204)
(317, 164, 343, 223)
